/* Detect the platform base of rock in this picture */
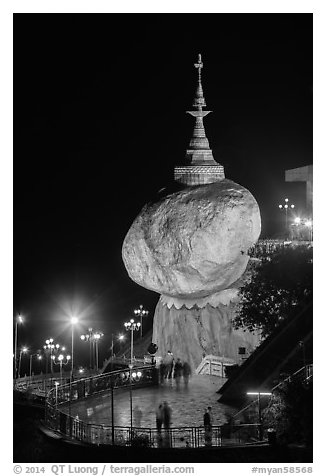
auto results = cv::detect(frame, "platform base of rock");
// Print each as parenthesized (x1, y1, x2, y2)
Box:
(152, 295, 260, 372)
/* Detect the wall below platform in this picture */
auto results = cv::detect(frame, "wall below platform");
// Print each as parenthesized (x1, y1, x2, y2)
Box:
(152, 296, 260, 371)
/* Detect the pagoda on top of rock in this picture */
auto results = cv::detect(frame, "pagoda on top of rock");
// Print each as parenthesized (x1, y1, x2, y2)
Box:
(174, 54, 225, 186)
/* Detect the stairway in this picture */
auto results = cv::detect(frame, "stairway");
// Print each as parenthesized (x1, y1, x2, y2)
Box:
(196, 354, 236, 377)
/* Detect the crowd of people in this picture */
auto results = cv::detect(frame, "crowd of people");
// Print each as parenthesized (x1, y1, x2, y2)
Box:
(158, 350, 192, 388)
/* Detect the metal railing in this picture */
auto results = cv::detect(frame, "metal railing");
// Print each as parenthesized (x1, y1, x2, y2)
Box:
(44, 364, 264, 448)
(45, 407, 263, 448)
(46, 364, 157, 407)
(231, 364, 313, 425)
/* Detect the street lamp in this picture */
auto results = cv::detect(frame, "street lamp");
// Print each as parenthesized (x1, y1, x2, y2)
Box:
(71, 317, 78, 377)
(43, 338, 61, 374)
(134, 305, 148, 338)
(111, 333, 125, 359)
(51, 353, 71, 384)
(124, 319, 141, 436)
(110, 333, 125, 370)
(278, 198, 295, 238)
(54, 381, 60, 408)
(18, 346, 28, 378)
(80, 328, 104, 371)
(29, 353, 42, 384)
(247, 391, 272, 440)
(14, 314, 23, 380)
(81, 328, 95, 369)
(124, 319, 141, 364)
(93, 331, 104, 371)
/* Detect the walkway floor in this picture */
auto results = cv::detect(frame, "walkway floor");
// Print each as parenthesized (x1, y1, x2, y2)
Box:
(62, 375, 237, 428)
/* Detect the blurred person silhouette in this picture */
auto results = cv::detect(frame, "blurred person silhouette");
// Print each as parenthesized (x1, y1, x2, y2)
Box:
(173, 358, 183, 390)
(182, 361, 192, 387)
(133, 406, 143, 427)
(156, 403, 164, 433)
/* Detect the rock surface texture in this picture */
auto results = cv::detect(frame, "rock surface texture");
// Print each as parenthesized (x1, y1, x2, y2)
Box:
(122, 179, 261, 299)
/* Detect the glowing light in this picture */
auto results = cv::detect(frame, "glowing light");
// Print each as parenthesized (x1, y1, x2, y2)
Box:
(247, 392, 272, 396)
(71, 317, 78, 324)
(294, 217, 301, 224)
(305, 220, 312, 227)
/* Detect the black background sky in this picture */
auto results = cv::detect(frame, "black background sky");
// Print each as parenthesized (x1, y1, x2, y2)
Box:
(14, 13, 312, 368)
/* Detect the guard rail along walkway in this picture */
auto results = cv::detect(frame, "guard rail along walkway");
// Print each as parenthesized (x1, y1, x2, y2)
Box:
(44, 364, 265, 448)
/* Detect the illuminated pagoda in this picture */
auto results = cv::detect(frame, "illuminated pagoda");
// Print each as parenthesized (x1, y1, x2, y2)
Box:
(174, 54, 225, 186)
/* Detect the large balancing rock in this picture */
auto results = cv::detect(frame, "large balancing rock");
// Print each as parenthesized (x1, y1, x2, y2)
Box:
(122, 180, 261, 299)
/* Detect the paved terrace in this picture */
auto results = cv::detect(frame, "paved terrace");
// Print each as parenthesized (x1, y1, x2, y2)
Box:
(61, 374, 237, 428)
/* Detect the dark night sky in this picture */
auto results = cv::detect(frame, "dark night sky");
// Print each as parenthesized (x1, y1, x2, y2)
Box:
(13, 13, 312, 366)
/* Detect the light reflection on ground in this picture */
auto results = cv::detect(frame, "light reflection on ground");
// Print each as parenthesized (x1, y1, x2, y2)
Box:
(63, 375, 237, 428)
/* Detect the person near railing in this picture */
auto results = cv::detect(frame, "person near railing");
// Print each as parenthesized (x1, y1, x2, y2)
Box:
(204, 406, 213, 446)
(156, 403, 164, 433)
(162, 401, 172, 447)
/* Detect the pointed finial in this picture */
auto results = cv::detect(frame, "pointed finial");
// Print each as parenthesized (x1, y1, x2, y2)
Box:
(194, 53, 203, 81)
(193, 53, 206, 109)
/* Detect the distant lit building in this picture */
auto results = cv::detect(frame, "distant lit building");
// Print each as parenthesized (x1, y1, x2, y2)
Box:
(285, 165, 313, 241)
(285, 165, 313, 217)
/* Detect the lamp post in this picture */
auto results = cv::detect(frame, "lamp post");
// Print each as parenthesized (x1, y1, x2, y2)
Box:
(54, 381, 60, 408)
(29, 353, 42, 384)
(124, 319, 141, 435)
(80, 328, 104, 371)
(81, 328, 95, 369)
(14, 314, 23, 380)
(71, 317, 78, 378)
(134, 305, 148, 338)
(93, 332, 104, 371)
(124, 319, 141, 365)
(110, 333, 125, 366)
(278, 198, 295, 238)
(52, 353, 71, 384)
(43, 338, 61, 375)
(247, 391, 272, 440)
(18, 347, 28, 379)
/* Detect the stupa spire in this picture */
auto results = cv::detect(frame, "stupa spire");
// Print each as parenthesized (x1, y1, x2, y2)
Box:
(174, 54, 225, 186)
